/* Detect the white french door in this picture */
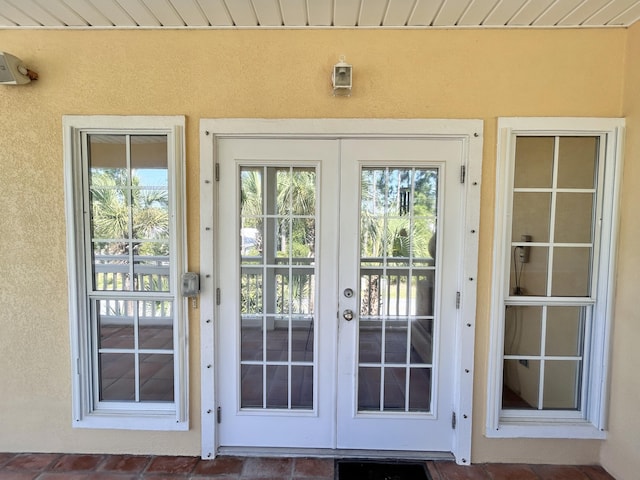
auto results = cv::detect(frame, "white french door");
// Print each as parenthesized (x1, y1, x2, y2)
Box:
(336, 139, 463, 451)
(212, 132, 473, 455)
(217, 139, 339, 448)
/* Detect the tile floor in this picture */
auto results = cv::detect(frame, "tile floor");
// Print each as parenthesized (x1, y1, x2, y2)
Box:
(0, 453, 617, 479)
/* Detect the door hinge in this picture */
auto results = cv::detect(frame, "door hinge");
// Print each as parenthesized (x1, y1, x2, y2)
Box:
(460, 165, 466, 184)
(216, 287, 221, 305)
(215, 163, 220, 181)
(217, 406, 221, 424)
(452, 411, 457, 429)
(456, 291, 461, 309)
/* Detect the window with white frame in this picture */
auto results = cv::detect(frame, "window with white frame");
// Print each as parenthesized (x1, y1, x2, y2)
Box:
(487, 118, 624, 438)
(64, 116, 188, 430)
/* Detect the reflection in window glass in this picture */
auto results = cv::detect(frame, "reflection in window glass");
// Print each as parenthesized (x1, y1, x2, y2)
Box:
(551, 247, 592, 297)
(543, 360, 581, 410)
(511, 192, 551, 243)
(546, 306, 585, 357)
(554, 193, 594, 244)
(88, 135, 170, 294)
(513, 137, 554, 188)
(504, 306, 542, 356)
(502, 359, 540, 410)
(504, 133, 599, 415)
(557, 137, 598, 189)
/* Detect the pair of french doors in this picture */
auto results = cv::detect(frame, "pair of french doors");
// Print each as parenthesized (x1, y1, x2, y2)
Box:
(215, 135, 466, 453)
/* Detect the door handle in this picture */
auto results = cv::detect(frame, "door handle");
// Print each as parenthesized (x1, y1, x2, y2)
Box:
(343, 309, 354, 321)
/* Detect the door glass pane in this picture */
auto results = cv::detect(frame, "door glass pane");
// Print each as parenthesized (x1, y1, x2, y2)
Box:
(266, 365, 288, 409)
(409, 368, 431, 411)
(291, 316, 314, 362)
(291, 366, 313, 409)
(241, 317, 263, 361)
(239, 166, 317, 410)
(266, 317, 288, 361)
(358, 167, 437, 413)
(358, 367, 381, 410)
(241, 364, 263, 408)
(359, 320, 382, 363)
(410, 319, 433, 364)
(385, 320, 408, 363)
(383, 367, 406, 410)
(414, 273, 434, 317)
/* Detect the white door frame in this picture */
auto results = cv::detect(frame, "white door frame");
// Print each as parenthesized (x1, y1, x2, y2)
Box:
(199, 119, 483, 465)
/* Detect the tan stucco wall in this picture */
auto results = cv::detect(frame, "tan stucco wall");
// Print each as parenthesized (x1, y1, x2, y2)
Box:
(0, 28, 628, 464)
(600, 21, 640, 480)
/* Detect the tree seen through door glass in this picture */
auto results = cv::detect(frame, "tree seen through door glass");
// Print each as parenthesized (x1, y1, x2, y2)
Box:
(358, 167, 437, 413)
(239, 166, 317, 409)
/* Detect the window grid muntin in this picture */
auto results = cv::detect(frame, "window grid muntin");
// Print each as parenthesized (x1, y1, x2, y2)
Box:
(502, 134, 603, 416)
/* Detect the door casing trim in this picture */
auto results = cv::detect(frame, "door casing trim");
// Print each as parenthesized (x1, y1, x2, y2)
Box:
(199, 119, 484, 465)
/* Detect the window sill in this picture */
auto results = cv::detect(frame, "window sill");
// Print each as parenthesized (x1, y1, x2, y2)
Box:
(73, 411, 188, 431)
(485, 420, 606, 439)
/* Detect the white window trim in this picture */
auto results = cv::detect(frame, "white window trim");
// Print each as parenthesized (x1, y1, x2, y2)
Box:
(486, 117, 625, 439)
(63, 115, 189, 431)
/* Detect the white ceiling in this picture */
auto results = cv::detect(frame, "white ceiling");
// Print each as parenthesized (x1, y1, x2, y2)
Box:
(0, 0, 639, 29)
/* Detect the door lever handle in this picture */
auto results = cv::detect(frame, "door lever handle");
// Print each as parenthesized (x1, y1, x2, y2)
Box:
(343, 309, 354, 321)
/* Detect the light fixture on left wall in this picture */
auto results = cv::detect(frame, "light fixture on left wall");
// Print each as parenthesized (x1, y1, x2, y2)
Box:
(0, 51, 38, 85)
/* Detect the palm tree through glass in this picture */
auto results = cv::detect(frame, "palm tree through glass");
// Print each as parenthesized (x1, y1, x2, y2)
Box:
(358, 167, 438, 412)
(239, 166, 316, 409)
(88, 134, 174, 403)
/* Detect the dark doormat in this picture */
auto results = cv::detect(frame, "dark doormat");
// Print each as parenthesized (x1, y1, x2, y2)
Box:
(336, 460, 431, 480)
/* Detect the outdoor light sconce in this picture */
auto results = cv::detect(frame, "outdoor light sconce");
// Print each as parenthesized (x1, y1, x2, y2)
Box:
(0, 51, 38, 85)
(332, 55, 352, 96)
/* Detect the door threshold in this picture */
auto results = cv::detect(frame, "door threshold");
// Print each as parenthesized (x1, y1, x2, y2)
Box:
(216, 446, 454, 462)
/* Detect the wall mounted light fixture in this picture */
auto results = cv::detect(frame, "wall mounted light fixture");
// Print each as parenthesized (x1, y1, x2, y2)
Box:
(0, 51, 38, 85)
(332, 55, 352, 96)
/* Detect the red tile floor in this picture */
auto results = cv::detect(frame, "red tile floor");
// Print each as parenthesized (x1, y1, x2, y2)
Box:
(0, 453, 617, 479)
